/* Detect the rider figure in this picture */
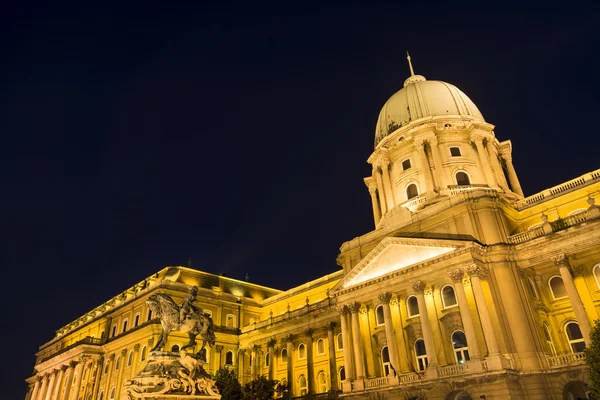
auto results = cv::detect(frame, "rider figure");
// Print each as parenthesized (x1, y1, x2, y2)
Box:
(180, 286, 199, 324)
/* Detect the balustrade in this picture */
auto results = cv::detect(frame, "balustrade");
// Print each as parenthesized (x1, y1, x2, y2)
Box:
(547, 352, 586, 368)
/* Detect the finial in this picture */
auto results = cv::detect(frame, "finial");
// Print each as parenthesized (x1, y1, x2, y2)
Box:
(406, 51, 415, 76)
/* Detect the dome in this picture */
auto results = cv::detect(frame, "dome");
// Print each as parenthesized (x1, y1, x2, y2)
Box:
(374, 74, 485, 148)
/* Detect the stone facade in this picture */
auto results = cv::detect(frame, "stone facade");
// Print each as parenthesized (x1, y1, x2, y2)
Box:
(25, 66, 600, 400)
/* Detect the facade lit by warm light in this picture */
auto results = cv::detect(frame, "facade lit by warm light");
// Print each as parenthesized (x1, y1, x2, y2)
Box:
(25, 65, 600, 400)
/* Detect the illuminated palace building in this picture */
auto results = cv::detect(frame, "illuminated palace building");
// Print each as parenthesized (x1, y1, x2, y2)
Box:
(26, 62, 600, 400)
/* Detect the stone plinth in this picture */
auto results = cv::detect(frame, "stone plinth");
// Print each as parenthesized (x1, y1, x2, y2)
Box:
(122, 351, 220, 399)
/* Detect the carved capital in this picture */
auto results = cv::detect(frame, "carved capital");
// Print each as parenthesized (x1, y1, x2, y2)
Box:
(348, 302, 361, 314)
(148, 337, 154, 346)
(69, 360, 79, 368)
(282, 333, 294, 343)
(427, 135, 438, 146)
(304, 328, 314, 338)
(465, 264, 489, 279)
(471, 133, 485, 145)
(134, 343, 140, 352)
(378, 292, 392, 304)
(238, 349, 246, 356)
(552, 254, 570, 268)
(60, 365, 68, 372)
(336, 305, 349, 316)
(266, 338, 276, 348)
(414, 137, 426, 148)
(325, 321, 336, 331)
(411, 281, 426, 293)
(448, 268, 464, 283)
(109, 353, 115, 361)
(52, 368, 60, 376)
(80, 354, 90, 363)
(252, 344, 261, 352)
(121, 348, 127, 356)
(215, 345, 223, 352)
(97, 356, 104, 366)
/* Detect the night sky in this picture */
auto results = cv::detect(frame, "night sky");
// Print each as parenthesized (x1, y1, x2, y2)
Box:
(2, 2, 600, 397)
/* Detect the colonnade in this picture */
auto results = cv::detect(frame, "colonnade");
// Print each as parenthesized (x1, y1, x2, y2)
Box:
(27, 356, 103, 400)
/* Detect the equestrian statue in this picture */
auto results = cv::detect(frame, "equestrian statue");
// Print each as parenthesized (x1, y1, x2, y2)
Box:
(146, 285, 215, 357)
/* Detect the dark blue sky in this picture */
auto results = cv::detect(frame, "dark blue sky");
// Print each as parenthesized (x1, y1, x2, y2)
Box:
(2, 2, 600, 397)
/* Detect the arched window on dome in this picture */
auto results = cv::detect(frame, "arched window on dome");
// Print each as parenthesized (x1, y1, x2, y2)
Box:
(564, 322, 585, 353)
(549, 276, 567, 300)
(407, 296, 419, 317)
(375, 304, 385, 326)
(441, 285, 457, 309)
(455, 171, 471, 186)
(406, 184, 419, 200)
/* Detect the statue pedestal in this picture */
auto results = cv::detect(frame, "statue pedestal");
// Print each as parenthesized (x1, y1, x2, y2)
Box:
(122, 351, 220, 399)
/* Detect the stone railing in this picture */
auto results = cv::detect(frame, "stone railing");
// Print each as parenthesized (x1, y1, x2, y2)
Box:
(438, 363, 468, 377)
(38, 336, 103, 364)
(398, 372, 422, 384)
(364, 376, 389, 389)
(513, 169, 600, 209)
(547, 352, 586, 368)
(507, 226, 546, 244)
(563, 211, 592, 227)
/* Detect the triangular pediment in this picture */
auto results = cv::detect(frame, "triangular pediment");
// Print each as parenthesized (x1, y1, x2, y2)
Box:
(331, 237, 469, 294)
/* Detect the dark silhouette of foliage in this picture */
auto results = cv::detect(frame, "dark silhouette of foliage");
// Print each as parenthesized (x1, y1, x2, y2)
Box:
(214, 367, 243, 400)
(586, 321, 600, 397)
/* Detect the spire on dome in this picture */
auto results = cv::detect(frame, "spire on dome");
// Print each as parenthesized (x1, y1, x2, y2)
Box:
(406, 51, 415, 76)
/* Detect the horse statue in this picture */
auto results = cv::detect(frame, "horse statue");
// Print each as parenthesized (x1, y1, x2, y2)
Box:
(146, 286, 215, 356)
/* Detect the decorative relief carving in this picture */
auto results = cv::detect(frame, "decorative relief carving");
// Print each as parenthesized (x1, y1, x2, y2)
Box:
(462, 277, 471, 286)
(109, 354, 115, 362)
(121, 349, 128, 356)
(336, 305, 348, 316)
(424, 288, 433, 296)
(378, 292, 392, 303)
(134, 344, 140, 352)
(390, 297, 399, 306)
(552, 254, 570, 268)
(448, 269, 464, 283)
(465, 264, 489, 279)
(411, 281, 426, 293)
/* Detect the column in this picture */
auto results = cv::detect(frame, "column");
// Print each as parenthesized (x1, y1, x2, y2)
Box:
(415, 139, 434, 193)
(325, 322, 338, 392)
(102, 355, 114, 400)
(215, 345, 223, 370)
(349, 302, 365, 379)
(115, 350, 127, 396)
(30, 377, 42, 400)
(448, 269, 481, 359)
(43, 370, 57, 400)
(428, 136, 447, 190)
(411, 282, 437, 366)
(51, 367, 65, 400)
(380, 158, 395, 210)
(283, 334, 294, 396)
(554, 255, 592, 345)
(62, 361, 76, 400)
(305, 329, 315, 394)
(91, 358, 104, 400)
(69, 358, 86, 400)
(501, 154, 524, 196)
(266, 339, 276, 380)
(38, 375, 49, 400)
(487, 145, 509, 189)
(374, 168, 388, 215)
(237, 350, 245, 384)
(492, 262, 542, 370)
(472, 135, 497, 187)
(465, 265, 499, 356)
(337, 306, 354, 381)
(378, 293, 400, 374)
(368, 186, 382, 226)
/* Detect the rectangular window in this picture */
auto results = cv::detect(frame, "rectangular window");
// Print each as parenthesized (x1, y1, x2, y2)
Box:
(226, 314, 237, 328)
(147, 309, 153, 321)
(122, 320, 128, 333)
(402, 159, 411, 170)
(134, 314, 140, 327)
(111, 325, 117, 338)
(450, 147, 462, 157)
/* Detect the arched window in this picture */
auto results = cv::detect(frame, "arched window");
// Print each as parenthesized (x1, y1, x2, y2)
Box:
(140, 346, 147, 362)
(111, 325, 117, 338)
(455, 171, 471, 186)
(406, 184, 419, 200)
(375, 305, 385, 326)
(336, 333, 343, 351)
(225, 350, 234, 365)
(451, 331, 470, 364)
(407, 296, 419, 317)
(122, 319, 128, 333)
(127, 351, 133, 367)
(226, 314, 237, 328)
(565, 322, 585, 353)
(549, 276, 568, 299)
(133, 313, 140, 328)
(99, 391, 104, 400)
(414, 339, 428, 371)
(104, 361, 109, 374)
(441, 285, 457, 308)
(526, 277, 539, 299)
(543, 323, 557, 356)
(109, 386, 116, 400)
(316, 338, 325, 355)
(317, 371, 327, 393)
(298, 375, 308, 396)
(265, 352, 270, 367)
(114, 356, 121, 371)
(298, 344, 306, 360)
(171, 344, 180, 353)
(281, 348, 288, 363)
(381, 346, 391, 376)
(338, 366, 346, 385)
